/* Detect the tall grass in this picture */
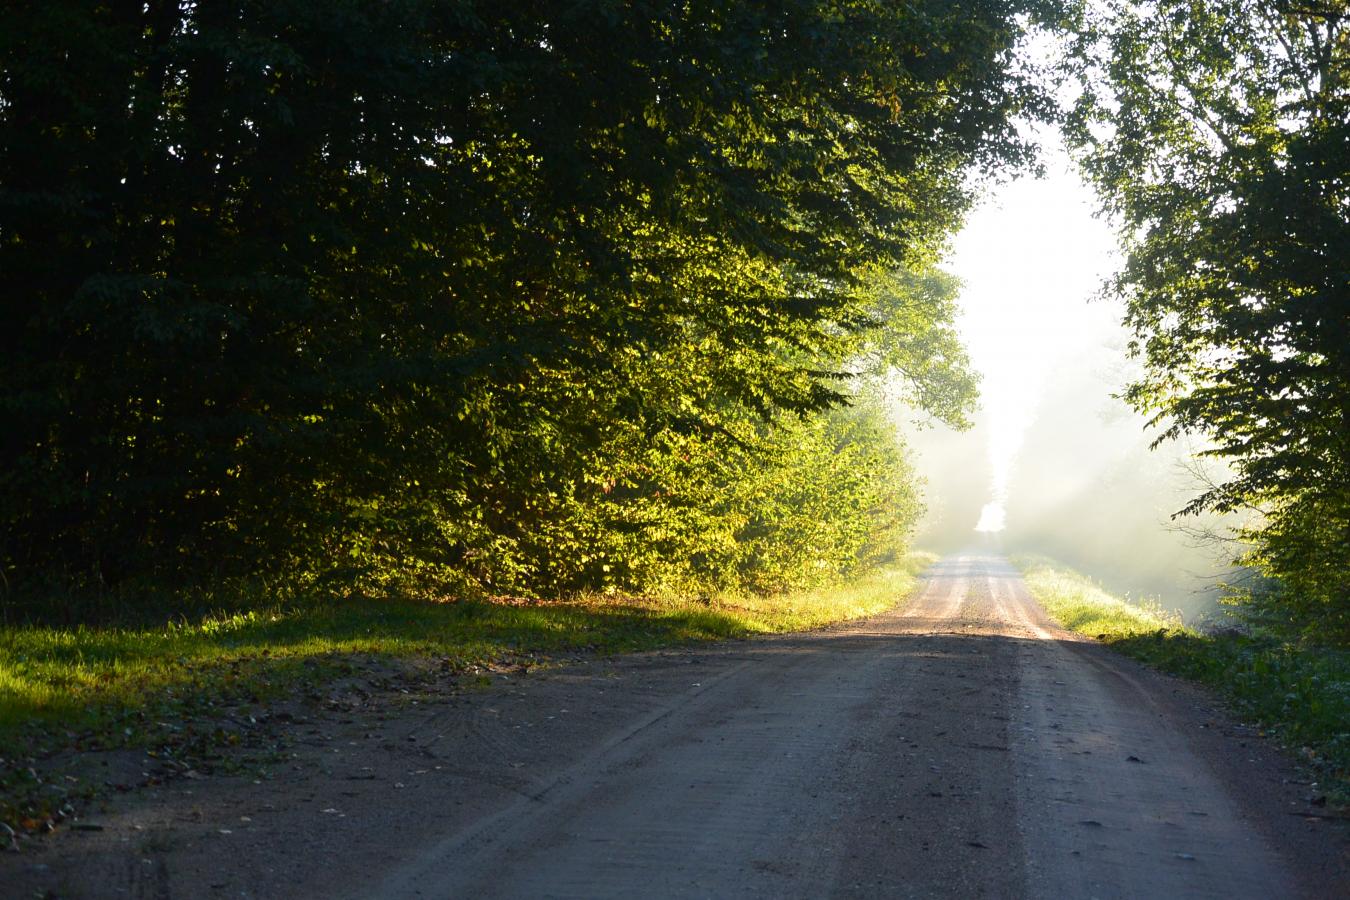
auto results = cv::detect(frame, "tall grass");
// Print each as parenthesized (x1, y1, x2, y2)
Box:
(1017, 557, 1185, 637)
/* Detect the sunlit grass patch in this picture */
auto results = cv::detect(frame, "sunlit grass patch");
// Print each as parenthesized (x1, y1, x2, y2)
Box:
(0, 553, 933, 830)
(698, 552, 937, 633)
(1014, 555, 1350, 806)
(1016, 555, 1185, 638)
(1, 553, 934, 760)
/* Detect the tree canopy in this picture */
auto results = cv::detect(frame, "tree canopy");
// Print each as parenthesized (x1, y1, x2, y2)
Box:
(1066, 0, 1350, 637)
(1, 2, 1058, 608)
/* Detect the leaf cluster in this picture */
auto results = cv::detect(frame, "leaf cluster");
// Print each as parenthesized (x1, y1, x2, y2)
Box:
(1, 2, 1050, 610)
(1064, 0, 1350, 640)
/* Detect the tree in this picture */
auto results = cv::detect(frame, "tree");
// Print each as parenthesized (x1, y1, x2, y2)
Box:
(1065, 1, 1350, 638)
(1, 2, 1056, 604)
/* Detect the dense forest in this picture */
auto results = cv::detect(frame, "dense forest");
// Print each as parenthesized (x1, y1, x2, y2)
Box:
(1, 1, 1345, 643)
(1, 1, 1052, 615)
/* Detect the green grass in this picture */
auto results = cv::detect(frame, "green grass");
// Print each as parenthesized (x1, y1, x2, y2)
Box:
(1014, 555, 1350, 804)
(1015, 556, 1188, 638)
(0, 553, 935, 828)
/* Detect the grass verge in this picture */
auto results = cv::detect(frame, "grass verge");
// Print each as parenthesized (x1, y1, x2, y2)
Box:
(1014, 555, 1350, 805)
(0, 552, 936, 831)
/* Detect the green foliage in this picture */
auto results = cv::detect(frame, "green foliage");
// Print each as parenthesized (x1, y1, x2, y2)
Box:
(1017, 556, 1350, 802)
(718, 402, 923, 594)
(1064, 2, 1350, 640)
(1, 2, 1054, 608)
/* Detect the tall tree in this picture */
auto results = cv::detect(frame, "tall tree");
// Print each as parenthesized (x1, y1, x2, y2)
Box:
(1065, 1, 1350, 637)
(1, 2, 1057, 601)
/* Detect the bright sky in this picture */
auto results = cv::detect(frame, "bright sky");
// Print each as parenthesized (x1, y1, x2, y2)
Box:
(945, 134, 1122, 533)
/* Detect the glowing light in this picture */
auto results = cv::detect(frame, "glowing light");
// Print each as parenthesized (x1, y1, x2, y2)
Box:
(946, 134, 1120, 536)
(975, 501, 1006, 533)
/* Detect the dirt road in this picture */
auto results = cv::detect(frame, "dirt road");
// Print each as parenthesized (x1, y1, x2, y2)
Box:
(7, 555, 1346, 897)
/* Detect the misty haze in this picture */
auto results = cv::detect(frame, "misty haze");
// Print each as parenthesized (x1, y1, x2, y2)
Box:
(904, 139, 1238, 622)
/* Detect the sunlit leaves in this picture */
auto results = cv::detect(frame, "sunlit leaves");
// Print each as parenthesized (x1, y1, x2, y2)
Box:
(1066, 0, 1350, 639)
(1, 1, 1052, 603)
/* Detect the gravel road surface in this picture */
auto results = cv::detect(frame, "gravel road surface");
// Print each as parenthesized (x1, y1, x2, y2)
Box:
(6, 554, 1345, 898)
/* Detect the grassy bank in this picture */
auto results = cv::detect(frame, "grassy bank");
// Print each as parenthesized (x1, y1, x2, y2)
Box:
(1, 553, 934, 828)
(1014, 555, 1350, 803)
